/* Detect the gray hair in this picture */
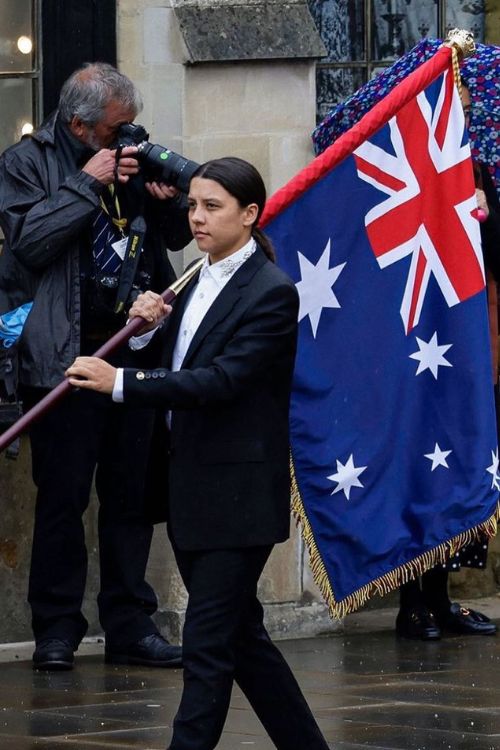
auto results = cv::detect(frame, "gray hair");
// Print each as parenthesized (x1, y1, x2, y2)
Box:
(58, 62, 143, 125)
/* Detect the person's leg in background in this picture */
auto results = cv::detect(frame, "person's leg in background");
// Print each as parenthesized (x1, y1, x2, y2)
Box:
(25, 388, 106, 669)
(396, 577, 441, 640)
(96, 401, 181, 666)
(422, 563, 497, 636)
(396, 559, 497, 640)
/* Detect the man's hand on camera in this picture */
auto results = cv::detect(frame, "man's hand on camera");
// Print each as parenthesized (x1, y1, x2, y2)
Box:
(129, 290, 172, 334)
(65, 357, 117, 394)
(82, 146, 140, 185)
(145, 181, 179, 201)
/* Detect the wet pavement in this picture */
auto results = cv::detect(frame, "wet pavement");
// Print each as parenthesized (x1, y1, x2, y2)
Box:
(1, 598, 500, 749)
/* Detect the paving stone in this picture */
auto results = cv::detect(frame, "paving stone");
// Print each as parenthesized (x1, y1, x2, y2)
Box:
(0, 605, 499, 750)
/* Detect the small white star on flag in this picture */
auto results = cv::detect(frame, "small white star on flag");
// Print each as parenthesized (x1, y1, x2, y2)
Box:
(327, 454, 367, 500)
(409, 331, 453, 379)
(486, 448, 500, 491)
(295, 239, 346, 338)
(424, 443, 452, 471)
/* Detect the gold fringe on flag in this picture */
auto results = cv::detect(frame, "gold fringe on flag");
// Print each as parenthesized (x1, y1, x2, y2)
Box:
(290, 456, 500, 620)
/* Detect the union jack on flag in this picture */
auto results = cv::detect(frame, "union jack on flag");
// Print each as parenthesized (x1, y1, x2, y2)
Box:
(263, 53, 500, 617)
(354, 69, 484, 333)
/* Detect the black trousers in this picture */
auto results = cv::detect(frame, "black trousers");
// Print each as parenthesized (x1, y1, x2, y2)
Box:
(23, 386, 160, 649)
(399, 567, 450, 615)
(169, 544, 329, 750)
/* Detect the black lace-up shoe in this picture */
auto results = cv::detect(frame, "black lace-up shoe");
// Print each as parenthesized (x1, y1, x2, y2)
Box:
(395, 606, 441, 640)
(105, 633, 182, 667)
(33, 638, 74, 670)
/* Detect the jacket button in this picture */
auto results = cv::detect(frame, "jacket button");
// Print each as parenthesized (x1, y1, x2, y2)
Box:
(159, 371, 166, 378)
(152, 372, 158, 379)
(136, 371, 145, 381)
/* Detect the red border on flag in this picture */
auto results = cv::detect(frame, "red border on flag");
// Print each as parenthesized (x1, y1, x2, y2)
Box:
(260, 45, 453, 228)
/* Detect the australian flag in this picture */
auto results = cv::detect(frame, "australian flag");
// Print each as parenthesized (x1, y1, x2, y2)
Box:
(263, 56, 500, 617)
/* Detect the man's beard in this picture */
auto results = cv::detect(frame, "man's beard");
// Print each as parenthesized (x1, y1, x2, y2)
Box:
(84, 128, 102, 152)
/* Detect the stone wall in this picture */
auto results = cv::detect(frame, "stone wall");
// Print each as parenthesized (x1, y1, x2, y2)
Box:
(485, 0, 500, 45)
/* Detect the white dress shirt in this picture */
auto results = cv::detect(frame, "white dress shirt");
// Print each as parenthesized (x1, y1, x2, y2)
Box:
(112, 238, 257, 402)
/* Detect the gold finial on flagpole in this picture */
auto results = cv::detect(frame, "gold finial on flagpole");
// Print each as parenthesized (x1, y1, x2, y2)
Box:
(168, 257, 204, 297)
(444, 28, 476, 59)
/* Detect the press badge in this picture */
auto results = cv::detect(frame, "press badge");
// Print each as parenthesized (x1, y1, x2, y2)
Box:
(111, 237, 129, 261)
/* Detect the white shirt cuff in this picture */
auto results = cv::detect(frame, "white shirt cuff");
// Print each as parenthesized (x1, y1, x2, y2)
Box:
(112, 368, 124, 402)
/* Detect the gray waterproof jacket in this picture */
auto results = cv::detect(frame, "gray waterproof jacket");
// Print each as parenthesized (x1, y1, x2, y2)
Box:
(0, 113, 191, 388)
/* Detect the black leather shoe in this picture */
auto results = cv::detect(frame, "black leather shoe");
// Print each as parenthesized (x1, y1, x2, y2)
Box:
(105, 633, 182, 667)
(395, 606, 441, 640)
(33, 638, 74, 671)
(436, 603, 497, 636)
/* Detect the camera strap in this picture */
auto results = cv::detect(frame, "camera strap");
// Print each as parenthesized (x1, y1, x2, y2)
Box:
(114, 214, 147, 314)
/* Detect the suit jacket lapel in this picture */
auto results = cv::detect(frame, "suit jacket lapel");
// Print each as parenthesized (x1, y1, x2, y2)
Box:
(181, 248, 267, 367)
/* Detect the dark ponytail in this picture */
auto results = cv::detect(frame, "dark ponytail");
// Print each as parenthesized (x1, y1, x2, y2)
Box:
(192, 157, 276, 262)
(251, 227, 275, 262)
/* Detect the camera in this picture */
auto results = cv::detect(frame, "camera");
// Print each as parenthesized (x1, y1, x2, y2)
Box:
(115, 123, 199, 193)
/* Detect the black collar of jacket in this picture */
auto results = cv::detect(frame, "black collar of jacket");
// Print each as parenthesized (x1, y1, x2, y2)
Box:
(32, 112, 93, 162)
(164, 244, 269, 367)
(31, 110, 58, 146)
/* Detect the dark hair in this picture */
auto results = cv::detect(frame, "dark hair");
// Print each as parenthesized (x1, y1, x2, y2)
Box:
(192, 157, 275, 262)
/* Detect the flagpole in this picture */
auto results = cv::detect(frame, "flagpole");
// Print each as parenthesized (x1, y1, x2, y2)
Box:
(0, 257, 204, 454)
(260, 29, 476, 228)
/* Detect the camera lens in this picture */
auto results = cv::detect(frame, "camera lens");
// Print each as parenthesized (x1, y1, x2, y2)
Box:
(114, 123, 200, 193)
(138, 143, 199, 193)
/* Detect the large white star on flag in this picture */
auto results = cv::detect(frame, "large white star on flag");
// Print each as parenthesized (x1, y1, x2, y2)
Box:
(295, 239, 346, 338)
(327, 454, 367, 500)
(424, 443, 452, 471)
(486, 448, 500, 491)
(409, 332, 453, 379)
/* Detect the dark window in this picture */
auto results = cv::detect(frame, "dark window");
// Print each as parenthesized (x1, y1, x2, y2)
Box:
(42, 0, 117, 116)
(0, 0, 41, 155)
(308, 0, 486, 122)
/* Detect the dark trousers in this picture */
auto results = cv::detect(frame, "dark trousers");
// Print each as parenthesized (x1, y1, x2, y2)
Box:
(23, 386, 160, 649)
(169, 544, 329, 750)
(399, 567, 450, 615)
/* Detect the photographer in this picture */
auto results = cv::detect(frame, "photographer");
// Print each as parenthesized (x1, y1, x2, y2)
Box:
(0, 62, 192, 670)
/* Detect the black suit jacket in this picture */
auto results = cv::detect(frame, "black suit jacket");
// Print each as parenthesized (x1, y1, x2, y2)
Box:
(123, 247, 299, 550)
